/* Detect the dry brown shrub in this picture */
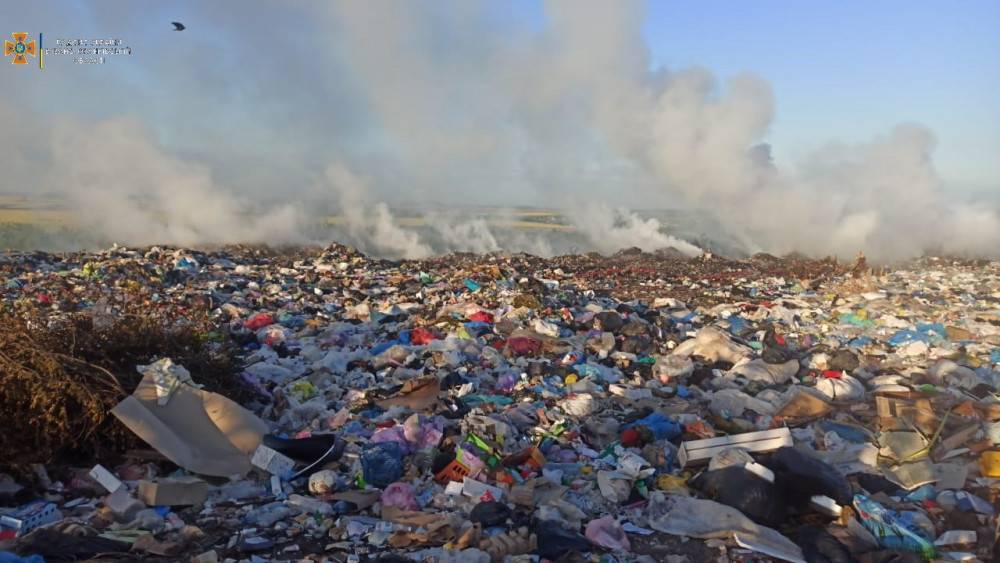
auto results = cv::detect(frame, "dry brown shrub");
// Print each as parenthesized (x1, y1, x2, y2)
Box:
(0, 307, 246, 474)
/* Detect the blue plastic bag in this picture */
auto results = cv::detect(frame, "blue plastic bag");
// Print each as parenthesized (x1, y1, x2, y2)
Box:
(889, 324, 947, 347)
(622, 412, 681, 441)
(817, 420, 874, 443)
(369, 340, 400, 356)
(853, 494, 935, 559)
(848, 336, 872, 348)
(916, 323, 946, 340)
(888, 330, 926, 347)
(361, 442, 404, 488)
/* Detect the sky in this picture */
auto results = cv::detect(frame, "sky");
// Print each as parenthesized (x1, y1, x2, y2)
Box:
(1, 1, 999, 260)
(643, 0, 1000, 197)
(2, 0, 997, 199)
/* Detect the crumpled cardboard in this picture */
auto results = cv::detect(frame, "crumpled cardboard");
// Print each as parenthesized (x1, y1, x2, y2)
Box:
(112, 370, 268, 477)
(776, 389, 832, 419)
(381, 506, 457, 547)
(376, 377, 440, 411)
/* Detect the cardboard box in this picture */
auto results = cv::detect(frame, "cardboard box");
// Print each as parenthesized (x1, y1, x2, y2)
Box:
(677, 427, 792, 467)
(875, 396, 938, 434)
(775, 390, 831, 419)
(137, 476, 209, 506)
(111, 370, 268, 477)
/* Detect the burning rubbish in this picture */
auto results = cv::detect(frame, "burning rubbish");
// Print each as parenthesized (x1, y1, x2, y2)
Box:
(0, 244, 998, 562)
(2, 1, 997, 561)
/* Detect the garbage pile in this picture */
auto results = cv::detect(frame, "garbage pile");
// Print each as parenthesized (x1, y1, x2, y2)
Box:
(2, 244, 1000, 562)
(0, 265, 244, 471)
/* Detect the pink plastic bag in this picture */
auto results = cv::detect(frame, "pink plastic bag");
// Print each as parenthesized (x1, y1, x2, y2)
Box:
(585, 515, 630, 551)
(381, 482, 418, 510)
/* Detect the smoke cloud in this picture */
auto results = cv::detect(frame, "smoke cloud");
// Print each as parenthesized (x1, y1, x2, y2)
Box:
(51, 117, 305, 247)
(325, 163, 433, 259)
(568, 204, 701, 257)
(0, 0, 996, 261)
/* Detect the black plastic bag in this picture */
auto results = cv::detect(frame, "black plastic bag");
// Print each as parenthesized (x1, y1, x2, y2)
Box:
(593, 311, 623, 333)
(263, 433, 344, 463)
(762, 327, 793, 363)
(856, 473, 902, 496)
(621, 334, 652, 354)
(470, 501, 512, 527)
(691, 466, 786, 527)
(769, 446, 853, 505)
(534, 520, 591, 558)
(797, 525, 858, 563)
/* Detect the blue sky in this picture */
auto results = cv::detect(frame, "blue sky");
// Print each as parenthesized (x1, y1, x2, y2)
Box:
(643, 0, 1000, 195)
(3, 0, 999, 201)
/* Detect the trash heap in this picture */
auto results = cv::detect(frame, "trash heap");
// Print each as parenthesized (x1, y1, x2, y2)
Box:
(1, 245, 1000, 562)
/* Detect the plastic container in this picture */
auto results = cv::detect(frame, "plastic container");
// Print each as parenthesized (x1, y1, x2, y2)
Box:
(435, 459, 471, 483)
(978, 451, 1000, 477)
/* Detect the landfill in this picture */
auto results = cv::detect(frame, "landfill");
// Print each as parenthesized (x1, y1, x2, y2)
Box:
(1, 245, 1000, 562)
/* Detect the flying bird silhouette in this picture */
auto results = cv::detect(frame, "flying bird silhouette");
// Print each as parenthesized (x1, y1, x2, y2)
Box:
(171, 22, 185, 31)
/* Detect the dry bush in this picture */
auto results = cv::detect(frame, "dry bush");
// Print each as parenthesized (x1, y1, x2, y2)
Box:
(0, 307, 246, 474)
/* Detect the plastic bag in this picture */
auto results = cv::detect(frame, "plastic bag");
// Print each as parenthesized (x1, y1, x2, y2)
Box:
(584, 516, 630, 551)
(671, 327, 750, 363)
(814, 374, 865, 402)
(469, 501, 511, 527)
(381, 482, 418, 510)
(769, 446, 852, 505)
(361, 442, 404, 488)
(654, 355, 694, 383)
(852, 494, 935, 559)
(796, 525, 857, 563)
(621, 412, 681, 441)
(0, 553, 44, 563)
(692, 466, 785, 527)
(534, 520, 591, 559)
(643, 492, 804, 562)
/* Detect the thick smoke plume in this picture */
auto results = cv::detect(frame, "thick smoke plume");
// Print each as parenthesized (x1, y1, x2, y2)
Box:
(568, 204, 701, 257)
(0, 0, 997, 261)
(50, 118, 305, 247)
(326, 163, 432, 259)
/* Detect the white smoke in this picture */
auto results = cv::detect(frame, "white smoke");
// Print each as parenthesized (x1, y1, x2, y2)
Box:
(324, 163, 433, 259)
(423, 210, 563, 257)
(427, 214, 502, 254)
(1, 0, 997, 262)
(324, 166, 561, 258)
(24, 113, 305, 247)
(569, 204, 701, 256)
(310, 0, 1000, 261)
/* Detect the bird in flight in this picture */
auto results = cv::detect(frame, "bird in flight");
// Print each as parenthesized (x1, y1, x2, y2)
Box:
(171, 22, 185, 31)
